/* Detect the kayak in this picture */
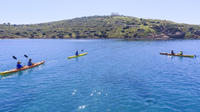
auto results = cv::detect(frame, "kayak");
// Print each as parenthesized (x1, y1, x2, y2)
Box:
(0, 61, 45, 75)
(68, 52, 88, 59)
(160, 53, 195, 58)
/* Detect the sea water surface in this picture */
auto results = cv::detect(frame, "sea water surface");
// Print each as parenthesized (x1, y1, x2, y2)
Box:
(0, 39, 200, 112)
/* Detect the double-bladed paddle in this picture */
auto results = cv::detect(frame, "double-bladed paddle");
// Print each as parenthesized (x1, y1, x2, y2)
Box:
(12, 56, 17, 60)
(24, 54, 28, 58)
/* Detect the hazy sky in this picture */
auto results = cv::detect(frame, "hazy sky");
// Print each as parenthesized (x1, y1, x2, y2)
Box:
(0, 0, 199, 24)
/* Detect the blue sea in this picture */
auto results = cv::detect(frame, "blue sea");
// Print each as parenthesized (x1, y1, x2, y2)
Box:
(0, 39, 200, 112)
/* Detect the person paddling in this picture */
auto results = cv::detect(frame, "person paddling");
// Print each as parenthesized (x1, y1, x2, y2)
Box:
(28, 59, 33, 66)
(75, 51, 79, 56)
(179, 51, 183, 55)
(171, 50, 175, 55)
(17, 61, 23, 69)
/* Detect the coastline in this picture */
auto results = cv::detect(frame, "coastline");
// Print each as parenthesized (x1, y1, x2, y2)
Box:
(1, 16, 200, 41)
(0, 37, 199, 41)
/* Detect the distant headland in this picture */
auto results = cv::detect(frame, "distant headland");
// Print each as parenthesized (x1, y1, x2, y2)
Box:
(0, 15, 200, 40)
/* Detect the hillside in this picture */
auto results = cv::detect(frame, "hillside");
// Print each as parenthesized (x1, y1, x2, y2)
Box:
(0, 15, 200, 40)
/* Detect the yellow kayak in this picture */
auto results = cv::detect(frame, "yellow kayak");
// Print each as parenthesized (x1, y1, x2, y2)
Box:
(160, 53, 195, 58)
(0, 61, 45, 75)
(68, 52, 88, 59)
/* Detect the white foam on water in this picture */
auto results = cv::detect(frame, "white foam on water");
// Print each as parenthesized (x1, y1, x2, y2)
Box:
(78, 105, 86, 110)
(72, 89, 77, 95)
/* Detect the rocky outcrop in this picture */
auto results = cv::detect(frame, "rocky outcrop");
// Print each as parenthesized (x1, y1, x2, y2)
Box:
(168, 31, 185, 39)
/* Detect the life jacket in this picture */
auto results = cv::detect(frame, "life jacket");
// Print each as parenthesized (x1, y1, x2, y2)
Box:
(17, 64, 22, 69)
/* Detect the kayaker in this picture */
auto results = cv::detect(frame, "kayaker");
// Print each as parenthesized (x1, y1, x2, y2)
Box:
(179, 51, 183, 55)
(28, 59, 33, 66)
(17, 61, 23, 69)
(171, 50, 175, 55)
(75, 51, 79, 56)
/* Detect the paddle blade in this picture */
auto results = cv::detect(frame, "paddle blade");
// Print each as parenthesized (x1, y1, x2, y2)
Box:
(12, 56, 17, 60)
(24, 54, 28, 58)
